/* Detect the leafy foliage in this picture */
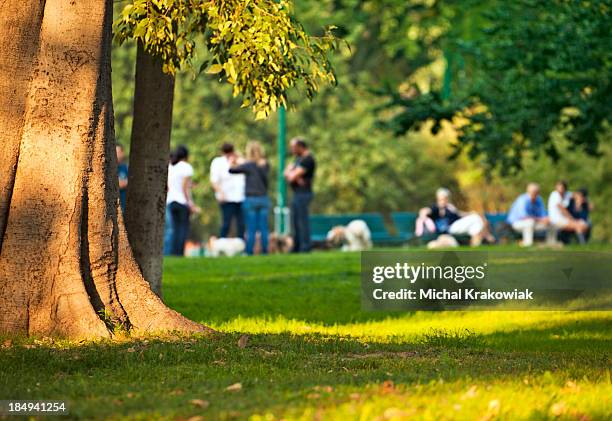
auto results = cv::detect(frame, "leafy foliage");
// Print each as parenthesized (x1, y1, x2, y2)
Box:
(111, 0, 612, 241)
(384, 0, 612, 172)
(113, 0, 338, 118)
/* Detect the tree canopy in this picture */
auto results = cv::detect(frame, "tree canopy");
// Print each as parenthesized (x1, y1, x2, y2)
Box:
(114, 0, 338, 118)
(384, 0, 612, 172)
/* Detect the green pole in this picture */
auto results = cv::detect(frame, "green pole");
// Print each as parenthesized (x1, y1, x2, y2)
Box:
(276, 105, 287, 234)
(441, 51, 453, 101)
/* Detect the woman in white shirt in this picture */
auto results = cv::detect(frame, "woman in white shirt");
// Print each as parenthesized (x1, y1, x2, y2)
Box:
(165, 145, 196, 256)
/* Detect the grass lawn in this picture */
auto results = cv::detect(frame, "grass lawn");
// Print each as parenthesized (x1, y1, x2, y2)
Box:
(1, 248, 611, 420)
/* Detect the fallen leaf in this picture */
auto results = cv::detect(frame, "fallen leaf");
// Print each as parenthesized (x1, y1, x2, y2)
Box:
(187, 417, 204, 421)
(550, 401, 567, 417)
(126, 347, 136, 353)
(190, 399, 209, 409)
(462, 385, 478, 400)
(2, 339, 12, 348)
(384, 408, 410, 418)
(225, 382, 242, 392)
(238, 335, 249, 349)
(381, 380, 395, 394)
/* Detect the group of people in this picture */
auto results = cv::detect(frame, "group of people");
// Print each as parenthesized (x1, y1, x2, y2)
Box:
(507, 181, 591, 246)
(163, 137, 316, 256)
(119, 141, 592, 254)
(415, 181, 592, 247)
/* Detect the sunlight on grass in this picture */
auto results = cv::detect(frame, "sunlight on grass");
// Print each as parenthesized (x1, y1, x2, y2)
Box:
(252, 378, 612, 421)
(2, 251, 610, 420)
(212, 311, 611, 342)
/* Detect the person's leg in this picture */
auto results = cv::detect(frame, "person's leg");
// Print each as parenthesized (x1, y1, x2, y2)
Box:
(448, 214, 482, 246)
(236, 202, 246, 239)
(163, 203, 173, 256)
(415, 216, 435, 237)
(290, 196, 300, 252)
(449, 214, 484, 236)
(294, 193, 313, 252)
(169, 203, 182, 255)
(176, 204, 190, 256)
(243, 199, 257, 255)
(220, 203, 231, 238)
(535, 221, 556, 246)
(301, 193, 313, 252)
(259, 197, 270, 254)
(513, 219, 535, 246)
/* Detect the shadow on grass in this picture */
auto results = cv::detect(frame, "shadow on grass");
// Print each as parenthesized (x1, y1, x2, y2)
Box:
(1, 316, 609, 419)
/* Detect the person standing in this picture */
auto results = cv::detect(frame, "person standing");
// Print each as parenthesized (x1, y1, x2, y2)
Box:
(284, 137, 316, 253)
(210, 143, 245, 239)
(507, 183, 555, 247)
(229, 141, 270, 255)
(116, 143, 129, 213)
(166, 146, 196, 256)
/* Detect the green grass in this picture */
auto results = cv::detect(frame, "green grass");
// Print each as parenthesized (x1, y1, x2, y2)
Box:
(1, 249, 611, 420)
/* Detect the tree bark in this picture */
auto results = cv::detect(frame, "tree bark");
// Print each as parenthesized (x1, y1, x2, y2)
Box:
(124, 43, 175, 298)
(0, 0, 46, 250)
(0, 0, 211, 339)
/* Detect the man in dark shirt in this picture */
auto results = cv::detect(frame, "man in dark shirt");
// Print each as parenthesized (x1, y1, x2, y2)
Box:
(116, 143, 129, 213)
(284, 137, 316, 252)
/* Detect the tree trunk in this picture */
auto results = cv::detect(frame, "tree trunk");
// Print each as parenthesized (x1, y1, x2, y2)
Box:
(0, 0, 211, 339)
(124, 44, 175, 298)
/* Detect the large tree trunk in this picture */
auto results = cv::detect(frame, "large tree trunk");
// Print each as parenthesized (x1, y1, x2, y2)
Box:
(0, 0, 211, 339)
(124, 44, 175, 298)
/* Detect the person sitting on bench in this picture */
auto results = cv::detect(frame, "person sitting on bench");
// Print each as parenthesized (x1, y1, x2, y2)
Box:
(415, 188, 495, 246)
(566, 188, 593, 243)
(507, 183, 556, 247)
(548, 180, 589, 244)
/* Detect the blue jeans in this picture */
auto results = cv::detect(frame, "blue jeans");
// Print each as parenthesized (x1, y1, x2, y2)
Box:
(291, 192, 313, 253)
(166, 201, 190, 256)
(163, 204, 173, 256)
(243, 196, 270, 255)
(220, 202, 245, 238)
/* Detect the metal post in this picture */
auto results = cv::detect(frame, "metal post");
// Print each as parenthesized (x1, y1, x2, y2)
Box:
(275, 105, 289, 235)
(442, 51, 453, 101)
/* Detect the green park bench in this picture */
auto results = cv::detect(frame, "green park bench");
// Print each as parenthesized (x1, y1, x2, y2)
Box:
(310, 213, 404, 245)
(390, 212, 417, 242)
(310, 211, 520, 247)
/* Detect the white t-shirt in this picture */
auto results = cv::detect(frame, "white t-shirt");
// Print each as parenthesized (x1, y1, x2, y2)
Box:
(548, 190, 571, 225)
(209, 156, 245, 203)
(166, 161, 194, 205)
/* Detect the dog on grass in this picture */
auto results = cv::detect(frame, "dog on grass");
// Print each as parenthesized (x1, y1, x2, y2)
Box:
(206, 236, 245, 257)
(267, 233, 293, 254)
(426, 234, 459, 249)
(326, 219, 373, 252)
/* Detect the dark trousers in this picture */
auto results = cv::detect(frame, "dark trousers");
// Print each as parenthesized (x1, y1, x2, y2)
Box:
(168, 201, 190, 256)
(220, 202, 245, 238)
(291, 192, 313, 253)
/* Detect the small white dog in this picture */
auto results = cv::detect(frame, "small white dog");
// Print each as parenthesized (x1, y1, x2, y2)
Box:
(327, 219, 373, 251)
(206, 236, 245, 257)
(426, 234, 459, 249)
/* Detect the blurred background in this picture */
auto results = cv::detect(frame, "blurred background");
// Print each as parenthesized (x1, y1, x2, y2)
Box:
(111, 0, 612, 242)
